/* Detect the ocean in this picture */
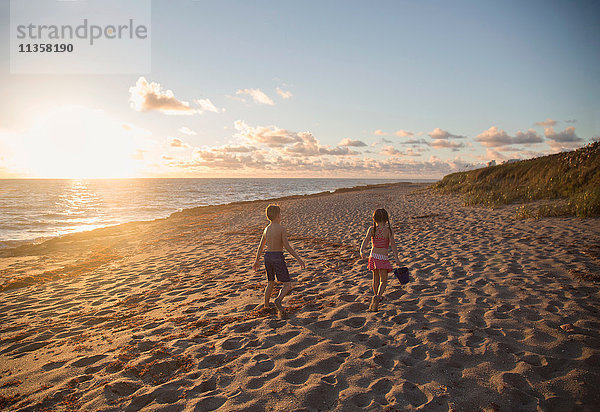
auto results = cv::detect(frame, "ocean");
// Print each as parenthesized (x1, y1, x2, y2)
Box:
(0, 178, 434, 247)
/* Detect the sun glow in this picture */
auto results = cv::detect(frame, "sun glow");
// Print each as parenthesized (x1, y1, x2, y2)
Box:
(8, 105, 151, 178)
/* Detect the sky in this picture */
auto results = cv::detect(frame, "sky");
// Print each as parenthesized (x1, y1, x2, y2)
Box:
(0, 0, 598, 178)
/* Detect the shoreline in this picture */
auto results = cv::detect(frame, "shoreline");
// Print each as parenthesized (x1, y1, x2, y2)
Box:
(1, 181, 426, 256)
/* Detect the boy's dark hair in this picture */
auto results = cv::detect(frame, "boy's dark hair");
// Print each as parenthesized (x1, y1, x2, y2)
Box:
(266, 204, 281, 221)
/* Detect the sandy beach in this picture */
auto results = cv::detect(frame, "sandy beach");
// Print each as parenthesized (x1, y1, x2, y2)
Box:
(0, 182, 599, 411)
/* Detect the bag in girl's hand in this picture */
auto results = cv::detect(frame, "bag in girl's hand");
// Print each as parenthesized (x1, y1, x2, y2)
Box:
(394, 267, 410, 285)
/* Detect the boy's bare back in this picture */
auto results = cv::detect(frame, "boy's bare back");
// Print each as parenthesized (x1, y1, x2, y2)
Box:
(264, 222, 284, 251)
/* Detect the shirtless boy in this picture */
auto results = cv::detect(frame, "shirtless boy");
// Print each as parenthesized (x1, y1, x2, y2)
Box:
(252, 204, 305, 317)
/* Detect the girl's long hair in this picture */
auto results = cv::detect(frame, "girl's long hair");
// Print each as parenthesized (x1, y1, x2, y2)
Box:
(372, 208, 392, 239)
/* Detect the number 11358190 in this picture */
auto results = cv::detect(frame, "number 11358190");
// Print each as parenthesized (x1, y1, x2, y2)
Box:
(18, 43, 73, 52)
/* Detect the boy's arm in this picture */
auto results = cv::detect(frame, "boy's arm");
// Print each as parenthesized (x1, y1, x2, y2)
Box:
(282, 227, 305, 269)
(389, 227, 401, 266)
(252, 231, 266, 271)
(359, 226, 373, 258)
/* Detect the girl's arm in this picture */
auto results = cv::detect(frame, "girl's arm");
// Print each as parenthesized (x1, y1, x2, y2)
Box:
(389, 227, 401, 266)
(359, 226, 373, 259)
(252, 231, 266, 271)
(282, 227, 306, 269)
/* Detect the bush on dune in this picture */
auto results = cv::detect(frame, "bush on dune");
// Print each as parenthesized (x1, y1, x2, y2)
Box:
(433, 141, 600, 218)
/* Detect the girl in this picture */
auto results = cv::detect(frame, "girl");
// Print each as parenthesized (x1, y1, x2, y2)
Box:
(360, 208, 400, 311)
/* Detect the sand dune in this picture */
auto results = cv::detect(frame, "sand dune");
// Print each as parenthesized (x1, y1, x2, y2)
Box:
(1, 183, 599, 411)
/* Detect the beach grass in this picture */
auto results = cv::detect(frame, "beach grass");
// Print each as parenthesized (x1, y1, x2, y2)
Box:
(433, 141, 600, 218)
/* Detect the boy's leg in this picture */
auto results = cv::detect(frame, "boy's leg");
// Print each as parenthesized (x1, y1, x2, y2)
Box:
(275, 282, 293, 305)
(377, 270, 388, 298)
(274, 282, 292, 318)
(264, 281, 275, 308)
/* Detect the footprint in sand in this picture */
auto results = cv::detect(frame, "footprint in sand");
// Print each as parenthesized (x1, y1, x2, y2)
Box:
(71, 354, 107, 367)
(342, 316, 366, 329)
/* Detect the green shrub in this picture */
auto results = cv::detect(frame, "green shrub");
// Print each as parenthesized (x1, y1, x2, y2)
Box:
(434, 142, 600, 218)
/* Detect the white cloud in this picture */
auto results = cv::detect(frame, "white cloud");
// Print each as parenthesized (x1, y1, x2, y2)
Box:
(476, 126, 542, 147)
(235, 88, 275, 105)
(544, 126, 583, 150)
(129, 77, 197, 115)
(338, 138, 367, 147)
(233, 120, 357, 157)
(428, 128, 466, 139)
(431, 139, 465, 151)
(128, 77, 222, 115)
(283, 132, 357, 157)
(535, 118, 557, 127)
(395, 129, 414, 137)
(475, 126, 511, 147)
(380, 146, 403, 156)
(276, 87, 293, 99)
(374, 129, 387, 136)
(220, 145, 257, 153)
(234, 120, 300, 147)
(168, 137, 191, 148)
(405, 148, 421, 157)
(371, 137, 393, 146)
(195, 98, 223, 113)
(401, 138, 430, 146)
(178, 127, 197, 135)
(513, 128, 543, 144)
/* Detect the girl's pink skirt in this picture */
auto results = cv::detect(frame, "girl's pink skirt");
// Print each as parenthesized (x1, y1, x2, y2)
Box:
(368, 252, 393, 272)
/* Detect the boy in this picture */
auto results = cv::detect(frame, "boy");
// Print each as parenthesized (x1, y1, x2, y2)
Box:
(252, 204, 305, 317)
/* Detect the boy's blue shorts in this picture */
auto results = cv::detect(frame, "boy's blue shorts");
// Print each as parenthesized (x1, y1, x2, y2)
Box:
(264, 251, 291, 282)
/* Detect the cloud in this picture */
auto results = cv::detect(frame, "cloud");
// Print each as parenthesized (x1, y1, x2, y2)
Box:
(374, 129, 387, 136)
(169, 149, 479, 176)
(233, 120, 356, 157)
(535, 118, 557, 127)
(283, 132, 357, 157)
(544, 126, 580, 142)
(395, 130, 414, 137)
(169, 137, 190, 148)
(195, 98, 223, 113)
(431, 139, 465, 151)
(476, 127, 511, 147)
(129, 77, 197, 114)
(371, 137, 393, 146)
(513, 128, 543, 144)
(220, 145, 257, 153)
(276, 87, 293, 99)
(186, 149, 266, 169)
(178, 127, 196, 135)
(338, 138, 367, 147)
(401, 138, 430, 146)
(380, 145, 422, 157)
(235, 88, 274, 105)
(476, 126, 542, 147)
(234, 120, 300, 147)
(564, 119, 577, 124)
(428, 128, 466, 139)
(380, 146, 403, 156)
(128, 77, 221, 115)
(544, 126, 583, 150)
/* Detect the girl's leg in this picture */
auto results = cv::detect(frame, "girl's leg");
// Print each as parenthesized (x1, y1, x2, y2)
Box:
(372, 270, 380, 295)
(370, 270, 380, 311)
(377, 270, 388, 298)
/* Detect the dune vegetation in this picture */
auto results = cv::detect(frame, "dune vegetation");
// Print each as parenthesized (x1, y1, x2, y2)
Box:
(433, 141, 600, 218)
